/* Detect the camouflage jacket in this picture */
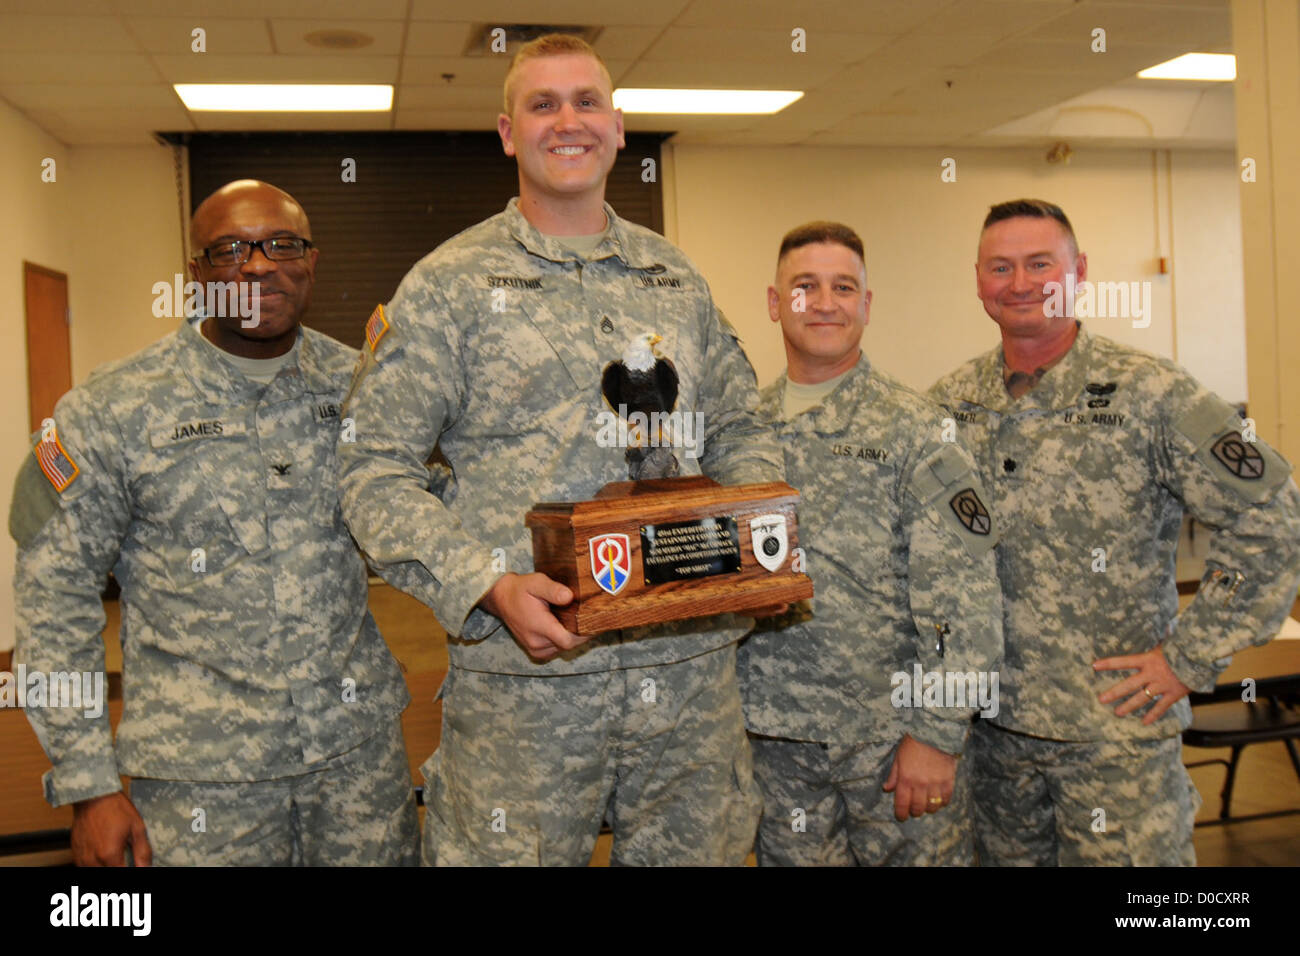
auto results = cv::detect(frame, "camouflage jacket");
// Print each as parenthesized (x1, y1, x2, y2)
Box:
(11, 319, 408, 806)
(738, 357, 1003, 754)
(337, 198, 783, 676)
(929, 325, 1300, 742)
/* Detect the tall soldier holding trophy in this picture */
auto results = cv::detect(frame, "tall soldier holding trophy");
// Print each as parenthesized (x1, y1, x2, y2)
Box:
(337, 34, 783, 865)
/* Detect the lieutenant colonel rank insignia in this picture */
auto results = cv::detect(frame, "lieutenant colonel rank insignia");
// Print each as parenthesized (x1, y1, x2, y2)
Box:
(1210, 433, 1264, 480)
(364, 303, 390, 352)
(35, 425, 80, 493)
(949, 488, 991, 535)
(589, 533, 631, 596)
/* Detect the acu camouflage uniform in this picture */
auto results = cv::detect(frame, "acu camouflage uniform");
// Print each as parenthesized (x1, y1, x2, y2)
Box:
(11, 319, 416, 865)
(740, 356, 1003, 866)
(929, 325, 1300, 865)
(338, 198, 783, 866)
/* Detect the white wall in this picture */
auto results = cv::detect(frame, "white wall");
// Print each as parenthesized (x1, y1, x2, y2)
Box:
(665, 144, 1245, 401)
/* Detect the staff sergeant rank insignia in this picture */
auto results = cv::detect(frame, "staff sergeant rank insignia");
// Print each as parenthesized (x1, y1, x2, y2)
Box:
(950, 488, 991, 535)
(1211, 432, 1264, 480)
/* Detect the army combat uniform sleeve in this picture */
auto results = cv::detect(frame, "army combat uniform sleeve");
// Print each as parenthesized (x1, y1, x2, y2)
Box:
(900, 436, 1004, 754)
(338, 277, 503, 641)
(1156, 387, 1300, 691)
(11, 390, 130, 806)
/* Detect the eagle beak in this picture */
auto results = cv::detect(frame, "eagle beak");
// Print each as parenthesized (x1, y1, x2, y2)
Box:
(649, 334, 662, 347)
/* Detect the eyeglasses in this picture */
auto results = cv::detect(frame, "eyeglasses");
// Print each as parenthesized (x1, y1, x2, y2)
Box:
(196, 237, 314, 267)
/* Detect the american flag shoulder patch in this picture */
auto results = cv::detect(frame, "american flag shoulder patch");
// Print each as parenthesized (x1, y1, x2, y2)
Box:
(34, 427, 80, 493)
(365, 303, 390, 351)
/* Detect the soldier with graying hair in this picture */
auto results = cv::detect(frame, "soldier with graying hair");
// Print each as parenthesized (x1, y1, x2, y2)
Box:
(739, 221, 1003, 865)
(929, 198, 1300, 865)
(337, 33, 782, 865)
(11, 179, 417, 866)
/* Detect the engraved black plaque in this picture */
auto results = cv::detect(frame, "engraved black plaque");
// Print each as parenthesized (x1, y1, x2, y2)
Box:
(640, 516, 742, 585)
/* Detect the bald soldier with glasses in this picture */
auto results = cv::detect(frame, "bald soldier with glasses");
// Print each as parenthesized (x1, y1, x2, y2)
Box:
(11, 179, 417, 866)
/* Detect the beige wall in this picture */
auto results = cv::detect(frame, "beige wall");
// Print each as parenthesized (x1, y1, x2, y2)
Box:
(0, 129, 1251, 651)
(1, 99, 73, 652)
(665, 144, 1245, 400)
(67, 145, 188, 384)
(0, 106, 178, 652)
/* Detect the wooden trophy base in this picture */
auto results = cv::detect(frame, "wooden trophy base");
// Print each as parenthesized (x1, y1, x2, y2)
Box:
(525, 476, 813, 635)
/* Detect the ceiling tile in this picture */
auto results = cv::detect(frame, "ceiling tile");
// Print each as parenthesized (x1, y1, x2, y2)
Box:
(126, 17, 272, 55)
(617, 57, 843, 89)
(0, 14, 137, 52)
(400, 56, 511, 86)
(113, 0, 407, 18)
(0, 0, 113, 12)
(909, 0, 1071, 37)
(1028, 1, 1231, 47)
(396, 85, 505, 110)
(38, 105, 192, 129)
(641, 27, 891, 64)
(189, 111, 394, 130)
(151, 53, 399, 83)
(409, 0, 691, 26)
(673, 0, 957, 34)
(590, 25, 664, 59)
(0, 53, 159, 84)
(404, 21, 479, 56)
(0, 83, 179, 110)
(393, 108, 500, 129)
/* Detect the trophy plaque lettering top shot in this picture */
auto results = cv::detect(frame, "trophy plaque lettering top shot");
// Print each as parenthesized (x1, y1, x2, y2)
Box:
(525, 332, 813, 636)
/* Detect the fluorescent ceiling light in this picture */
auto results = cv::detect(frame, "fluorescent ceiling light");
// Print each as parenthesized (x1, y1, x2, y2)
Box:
(613, 88, 803, 114)
(1138, 53, 1236, 81)
(174, 84, 393, 111)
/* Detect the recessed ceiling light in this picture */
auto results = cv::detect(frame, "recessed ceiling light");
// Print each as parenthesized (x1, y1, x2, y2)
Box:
(1138, 53, 1236, 81)
(174, 84, 393, 112)
(613, 88, 803, 114)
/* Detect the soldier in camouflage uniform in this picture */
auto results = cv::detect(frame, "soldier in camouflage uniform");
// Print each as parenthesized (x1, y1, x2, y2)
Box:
(11, 180, 416, 866)
(337, 35, 781, 866)
(738, 222, 1003, 866)
(929, 199, 1300, 865)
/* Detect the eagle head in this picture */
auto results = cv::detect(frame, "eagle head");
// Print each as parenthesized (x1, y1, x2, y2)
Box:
(624, 332, 662, 373)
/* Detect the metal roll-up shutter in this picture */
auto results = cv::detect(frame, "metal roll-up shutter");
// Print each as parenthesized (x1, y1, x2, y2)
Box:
(186, 131, 667, 349)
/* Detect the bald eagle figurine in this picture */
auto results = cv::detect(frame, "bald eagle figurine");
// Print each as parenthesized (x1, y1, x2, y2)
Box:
(602, 331, 681, 480)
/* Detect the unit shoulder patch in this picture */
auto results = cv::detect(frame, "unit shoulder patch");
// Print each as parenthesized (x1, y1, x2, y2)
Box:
(949, 487, 992, 536)
(1210, 432, 1264, 480)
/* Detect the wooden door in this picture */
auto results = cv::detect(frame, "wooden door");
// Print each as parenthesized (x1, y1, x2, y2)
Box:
(23, 261, 71, 434)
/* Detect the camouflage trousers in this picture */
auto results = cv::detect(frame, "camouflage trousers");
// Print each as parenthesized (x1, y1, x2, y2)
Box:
(129, 718, 418, 866)
(750, 735, 974, 866)
(970, 720, 1199, 866)
(421, 643, 761, 866)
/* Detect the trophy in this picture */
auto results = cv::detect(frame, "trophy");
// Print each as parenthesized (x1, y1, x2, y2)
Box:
(525, 332, 813, 635)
